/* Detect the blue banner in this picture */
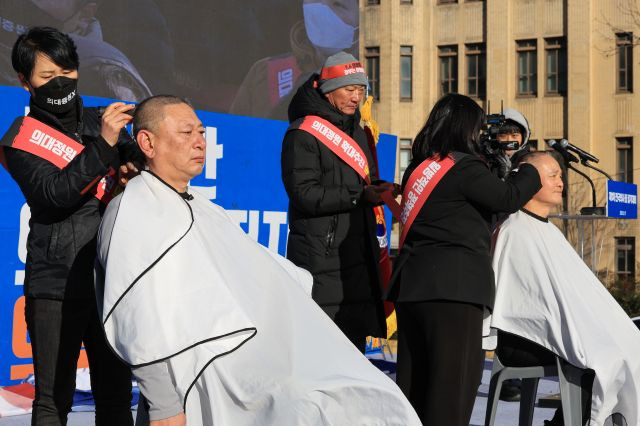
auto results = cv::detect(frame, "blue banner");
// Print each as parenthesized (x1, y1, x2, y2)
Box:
(606, 180, 638, 219)
(0, 86, 397, 386)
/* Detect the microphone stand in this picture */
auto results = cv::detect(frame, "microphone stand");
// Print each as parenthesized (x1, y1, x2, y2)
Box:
(581, 159, 613, 181)
(566, 163, 604, 215)
(572, 159, 609, 215)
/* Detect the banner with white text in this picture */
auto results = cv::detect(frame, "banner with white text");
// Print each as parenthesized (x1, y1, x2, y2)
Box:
(0, 86, 397, 386)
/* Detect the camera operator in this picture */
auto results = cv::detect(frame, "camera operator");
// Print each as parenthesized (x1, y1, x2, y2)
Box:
(0, 26, 140, 425)
(385, 94, 541, 425)
(498, 108, 532, 162)
(484, 108, 532, 180)
(483, 107, 533, 402)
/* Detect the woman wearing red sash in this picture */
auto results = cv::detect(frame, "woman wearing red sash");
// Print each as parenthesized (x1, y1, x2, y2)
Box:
(386, 94, 541, 425)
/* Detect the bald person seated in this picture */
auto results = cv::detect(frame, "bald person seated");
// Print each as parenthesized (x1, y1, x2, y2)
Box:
(486, 151, 640, 426)
(94, 95, 420, 426)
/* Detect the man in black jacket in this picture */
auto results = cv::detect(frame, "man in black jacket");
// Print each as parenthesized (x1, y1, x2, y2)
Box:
(1, 27, 139, 425)
(281, 51, 392, 353)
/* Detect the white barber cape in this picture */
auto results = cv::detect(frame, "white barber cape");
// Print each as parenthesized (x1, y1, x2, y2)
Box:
(484, 210, 640, 426)
(96, 171, 419, 426)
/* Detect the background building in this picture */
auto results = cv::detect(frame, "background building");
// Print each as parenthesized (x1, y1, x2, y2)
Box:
(360, 0, 640, 288)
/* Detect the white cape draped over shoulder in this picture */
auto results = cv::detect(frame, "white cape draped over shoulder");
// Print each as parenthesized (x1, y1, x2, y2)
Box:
(95, 172, 419, 426)
(484, 210, 640, 426)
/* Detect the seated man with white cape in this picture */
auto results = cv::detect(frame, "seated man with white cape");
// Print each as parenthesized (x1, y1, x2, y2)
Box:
(94, 95, 420, 426)
(485, 151, 640, 426)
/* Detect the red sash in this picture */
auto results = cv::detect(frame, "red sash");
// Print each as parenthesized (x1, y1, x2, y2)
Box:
(297, 115, 371, 184)
(1, 116, 117, 204)
(398, 155, 457, 248)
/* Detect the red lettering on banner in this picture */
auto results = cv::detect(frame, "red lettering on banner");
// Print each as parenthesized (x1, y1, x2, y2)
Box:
(299, 116, 371, 184)
(267, 55, 300, 107)
(398, 156, 456, 248)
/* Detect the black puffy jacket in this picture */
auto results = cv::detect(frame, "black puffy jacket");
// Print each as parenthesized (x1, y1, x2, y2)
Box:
(281, 75, 384, 334)
(3, 98, 142, 300)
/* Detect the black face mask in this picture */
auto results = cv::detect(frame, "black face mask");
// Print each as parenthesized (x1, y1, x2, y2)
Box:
(30, 76, 78, 115)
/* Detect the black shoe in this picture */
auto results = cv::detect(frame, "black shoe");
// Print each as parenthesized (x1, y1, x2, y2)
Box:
(543, 407, 565, 426)
(499, 379, 522, 402)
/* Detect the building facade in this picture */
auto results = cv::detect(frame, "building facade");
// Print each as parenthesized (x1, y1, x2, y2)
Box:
(360, 0, 640, 284)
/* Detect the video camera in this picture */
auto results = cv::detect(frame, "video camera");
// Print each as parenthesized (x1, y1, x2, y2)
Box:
(478, 103, 522, 179)
(479, 113, 519, 154)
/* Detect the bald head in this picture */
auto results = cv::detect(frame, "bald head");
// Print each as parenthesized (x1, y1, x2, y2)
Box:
(520, 151, 564, 216)
(134, 96, 206, 192)
(133, 95, 191, 139)
(518, 150, 556, 168)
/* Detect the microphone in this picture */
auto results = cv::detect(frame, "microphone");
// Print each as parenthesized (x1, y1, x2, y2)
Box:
(558, 139, 599, 163)
(547, 139, 579, 164)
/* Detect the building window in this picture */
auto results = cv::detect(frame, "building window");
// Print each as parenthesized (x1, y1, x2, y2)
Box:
(367, 0, 380, 5)
(616, 137, 633, 183)
(365, 47, 380, 101)
(517, 40, 537, 96)
(439, 45, 458, 96)
(399, 138, 412, 177)
(616, 237, 636, 280)
(466, 44, 485, 99)
(400, 46, 413, 100)
(617, 33, 633, 93)
(545, 38, 566, 95)
(400, 0, 413, 3)
(438, 0, 457, 3)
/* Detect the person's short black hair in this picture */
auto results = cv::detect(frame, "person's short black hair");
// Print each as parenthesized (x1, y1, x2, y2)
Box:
(411, 93, 484, 163)
(498, 122, 523, 136)
(11, 27, 79, 79)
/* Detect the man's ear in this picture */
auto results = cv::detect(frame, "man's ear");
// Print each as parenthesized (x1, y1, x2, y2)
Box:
(18, 73, 30, 93)
(324, 91, 335, 108)
(137, 130, 155, 159)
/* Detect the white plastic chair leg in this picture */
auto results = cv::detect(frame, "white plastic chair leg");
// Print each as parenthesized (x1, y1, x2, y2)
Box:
(557, 358, 584, 426)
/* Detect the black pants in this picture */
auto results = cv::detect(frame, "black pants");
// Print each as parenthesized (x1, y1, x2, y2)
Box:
(321, 302, 381, 353)
(25, 297, 133, 426)
(497, 330, 594, 426)
(396, 300, 484, 426)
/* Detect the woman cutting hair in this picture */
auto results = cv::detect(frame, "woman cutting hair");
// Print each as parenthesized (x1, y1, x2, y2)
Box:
(386, 93, 541, 425)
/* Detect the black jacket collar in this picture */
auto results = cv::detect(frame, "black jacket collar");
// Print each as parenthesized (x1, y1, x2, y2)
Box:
(27, 97, 84, 141)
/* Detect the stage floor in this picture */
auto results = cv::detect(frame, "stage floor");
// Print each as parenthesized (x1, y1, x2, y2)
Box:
(0, 356, 558, 425)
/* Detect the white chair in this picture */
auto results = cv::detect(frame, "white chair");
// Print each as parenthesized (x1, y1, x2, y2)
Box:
(484, 353, 586, 426)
